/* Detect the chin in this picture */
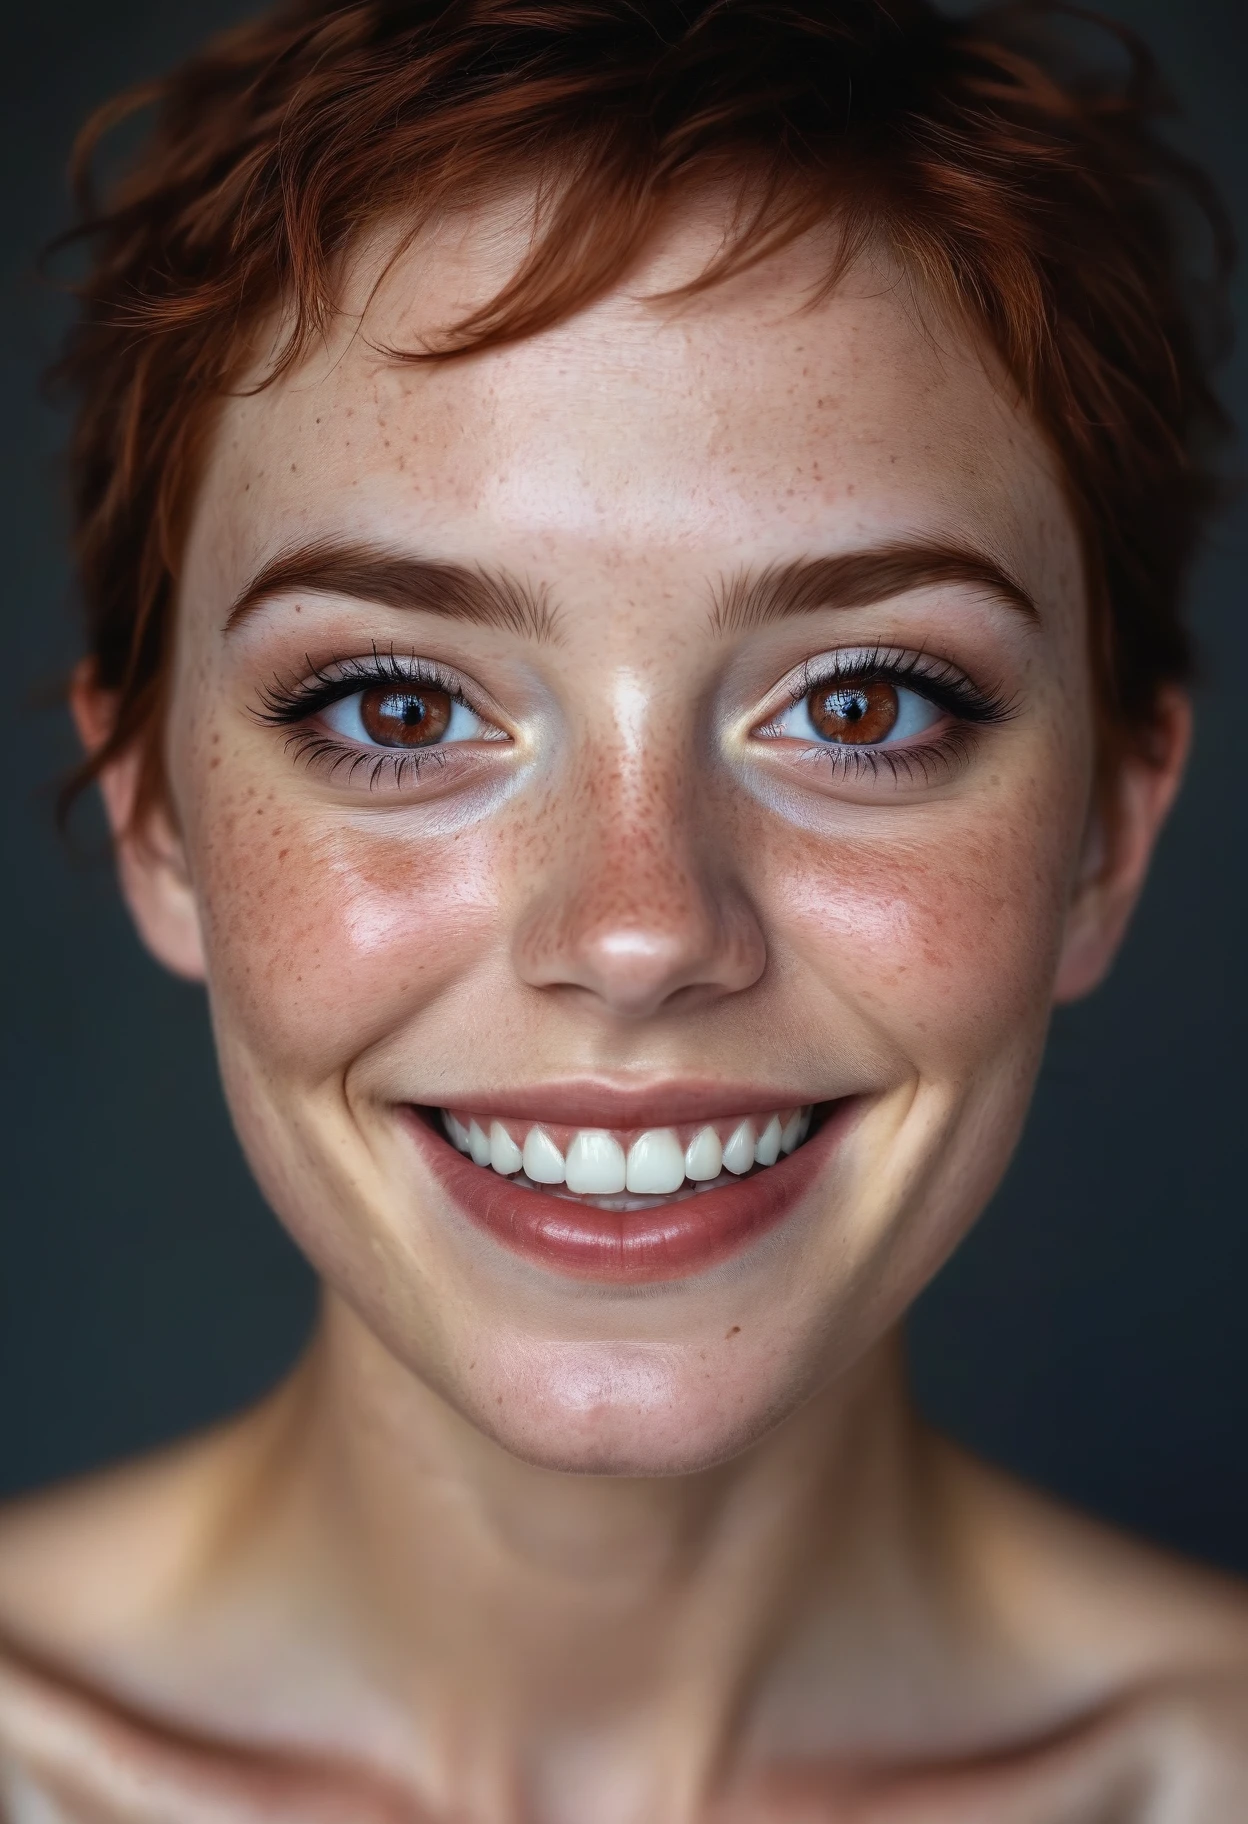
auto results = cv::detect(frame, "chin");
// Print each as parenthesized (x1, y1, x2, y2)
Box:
(450, 1336, 801, 1476)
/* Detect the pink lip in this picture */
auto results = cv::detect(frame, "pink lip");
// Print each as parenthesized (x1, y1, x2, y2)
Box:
(408, 1079, 810, 1129)
(401, 1098, 856, 1283)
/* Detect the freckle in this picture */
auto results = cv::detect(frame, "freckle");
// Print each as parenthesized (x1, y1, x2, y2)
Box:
(726, 1326, 740, 1338)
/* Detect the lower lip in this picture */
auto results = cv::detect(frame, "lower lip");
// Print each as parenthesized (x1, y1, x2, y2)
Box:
(402, 1103, 853, 1282)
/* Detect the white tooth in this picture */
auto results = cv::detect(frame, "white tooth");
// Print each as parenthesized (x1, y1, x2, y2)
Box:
(780, 1111, 804, 1154)
(684, 1126, 723, 1182)
(489, 1120, 523, 1176)
(625, 1128, 685, 1194)
(443, 1112, 471, 1153)
(722, 1120, 756, 1175)
(564, 1129, 627, 1194)
(468, 1120, 493, 1167)
(754, 1115, 783, 1167)
(522, 1126, 566, 1185)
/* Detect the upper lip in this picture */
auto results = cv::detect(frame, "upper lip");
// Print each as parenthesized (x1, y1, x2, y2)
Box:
(409, 1080, 831, 1129)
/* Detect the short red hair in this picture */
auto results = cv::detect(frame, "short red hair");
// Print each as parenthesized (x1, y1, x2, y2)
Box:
(54, 0, 1233, 819)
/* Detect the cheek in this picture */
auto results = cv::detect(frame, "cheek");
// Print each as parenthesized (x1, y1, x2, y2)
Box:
(763, 801, 1077, 1066)
(190, 784, 501, 1074)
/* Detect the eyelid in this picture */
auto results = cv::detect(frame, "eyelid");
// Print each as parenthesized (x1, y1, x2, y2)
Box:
(255, 648, 507, 734)
(754, 644, 1015, 732)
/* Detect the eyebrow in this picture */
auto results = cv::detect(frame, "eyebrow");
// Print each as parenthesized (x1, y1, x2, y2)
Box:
(710, 541, 1038, 633)
(226, 533, 1036, 642)
(224, 538, 558, 641)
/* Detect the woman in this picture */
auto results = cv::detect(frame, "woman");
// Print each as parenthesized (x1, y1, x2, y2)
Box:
(0, 0, 1245, 1816)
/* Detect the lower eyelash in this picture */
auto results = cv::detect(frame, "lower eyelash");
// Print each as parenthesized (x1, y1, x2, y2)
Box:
(797, 725, 981, 785)
(257, 648, 484, 791)
(281, 729, 450, 790)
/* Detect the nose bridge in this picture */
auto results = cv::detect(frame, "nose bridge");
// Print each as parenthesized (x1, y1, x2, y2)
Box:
(586, 718, 700, 937)
(512, 681, 765, 1017)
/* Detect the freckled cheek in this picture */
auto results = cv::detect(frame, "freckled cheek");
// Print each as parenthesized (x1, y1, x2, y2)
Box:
(768, 822, 1072, 1060)
(190, 802, 504, 1070)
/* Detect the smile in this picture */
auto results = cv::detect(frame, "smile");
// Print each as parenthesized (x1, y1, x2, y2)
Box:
(404, 1094, 854, 1282)
(442, 1107, 813, 1200)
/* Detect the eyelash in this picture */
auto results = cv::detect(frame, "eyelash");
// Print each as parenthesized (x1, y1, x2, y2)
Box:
(256, 648, 482, 790)
(768, 646, 1016, 784)
(254, 644, 1016, 793)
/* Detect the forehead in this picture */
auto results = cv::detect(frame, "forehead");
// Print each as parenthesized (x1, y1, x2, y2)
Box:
(188, 213, 1074, 599)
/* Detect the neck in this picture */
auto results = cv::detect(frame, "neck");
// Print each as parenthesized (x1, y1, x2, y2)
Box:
(234, 1296, 942, 1820)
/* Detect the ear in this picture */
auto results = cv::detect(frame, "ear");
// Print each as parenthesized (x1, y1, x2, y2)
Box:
(1053, 689, 1191, 1004)
(70, 662, 207, 982)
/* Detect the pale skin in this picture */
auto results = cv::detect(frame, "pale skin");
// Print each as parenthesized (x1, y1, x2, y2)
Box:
(0, 205, 1246, 1821)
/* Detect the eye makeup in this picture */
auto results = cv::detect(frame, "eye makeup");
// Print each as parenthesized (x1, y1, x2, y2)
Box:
(252, 638, 1017, 796)
(254, 647, 506, 789)
(753, 644, 1017, 786)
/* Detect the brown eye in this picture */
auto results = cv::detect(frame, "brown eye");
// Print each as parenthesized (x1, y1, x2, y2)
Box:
(357, 686, 452, 747)
(806, 679, 899, 745)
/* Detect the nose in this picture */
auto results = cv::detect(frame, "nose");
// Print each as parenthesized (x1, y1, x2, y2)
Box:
(511, 711, 766, 1021)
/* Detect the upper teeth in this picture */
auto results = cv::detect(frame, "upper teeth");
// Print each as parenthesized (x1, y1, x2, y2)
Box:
(442, 1109, 812, 1192)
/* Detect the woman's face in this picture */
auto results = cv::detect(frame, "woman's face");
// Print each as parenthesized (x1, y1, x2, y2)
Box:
(109, 216, 1177, 1474)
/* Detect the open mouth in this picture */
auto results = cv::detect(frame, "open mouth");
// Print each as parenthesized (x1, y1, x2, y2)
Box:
(439, 1107, 814, 1208)
(404, 1097, 846, 1281)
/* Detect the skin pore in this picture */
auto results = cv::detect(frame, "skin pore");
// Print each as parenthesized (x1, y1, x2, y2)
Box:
(1, 202, 1245, 1821)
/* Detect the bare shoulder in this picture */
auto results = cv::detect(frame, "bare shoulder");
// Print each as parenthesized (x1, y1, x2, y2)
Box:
(794, 1670, 1248, 1823)
(0, 1388, 417, 1821)
(760, 1437, 1248, 1824)
(931, 1436, 1248, 1701)
(926, 1669, 1248, 1822)
(0, 1391, 293, 1667)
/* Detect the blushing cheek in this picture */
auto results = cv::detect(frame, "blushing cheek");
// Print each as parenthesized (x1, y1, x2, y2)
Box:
(189, 782, 501, 1077)
(774, 816, 1073, 1066)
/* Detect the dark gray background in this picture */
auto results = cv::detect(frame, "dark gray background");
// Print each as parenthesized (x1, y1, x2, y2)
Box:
(3, 1, 1245, 1569)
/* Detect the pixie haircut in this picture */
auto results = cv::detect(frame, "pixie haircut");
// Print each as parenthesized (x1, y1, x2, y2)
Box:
(55, 0, 1233, 820)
